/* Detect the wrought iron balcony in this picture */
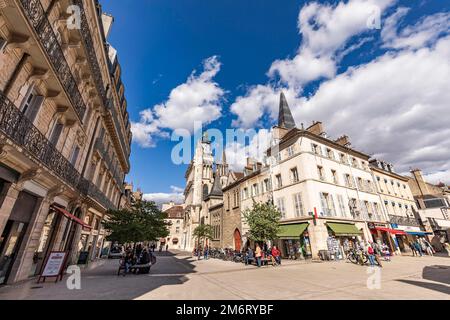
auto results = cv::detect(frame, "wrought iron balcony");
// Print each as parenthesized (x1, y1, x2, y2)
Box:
(18, 0, 86, 120)
(94, 138, 124, 192)
(0, 90, 115, 210)
(72, 0, 130, 158)
(388, 214, 421, 227)
(0, 90, 82, 190)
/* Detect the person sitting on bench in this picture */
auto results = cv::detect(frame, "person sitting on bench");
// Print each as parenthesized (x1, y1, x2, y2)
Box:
(244, 247, 255, 265)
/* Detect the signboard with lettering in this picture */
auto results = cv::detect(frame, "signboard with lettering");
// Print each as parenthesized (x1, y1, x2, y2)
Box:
(38, 251, 68, 283)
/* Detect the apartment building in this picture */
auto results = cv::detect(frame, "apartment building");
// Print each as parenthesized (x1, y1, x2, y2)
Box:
(408, 169, 450, 251)
(262, 93, 386, 259)
(162, 202, 184, 250)
(369, 159, 422, 253)
(0, 0, 131, 284)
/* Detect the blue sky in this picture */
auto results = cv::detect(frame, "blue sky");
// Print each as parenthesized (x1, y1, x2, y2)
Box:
(100, 0, 450, 204)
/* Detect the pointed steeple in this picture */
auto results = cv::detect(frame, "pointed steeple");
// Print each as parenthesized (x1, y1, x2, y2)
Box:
(222, 149, 227, 164)
(278, 92, 296, 129)
(209, 172, 223, 197)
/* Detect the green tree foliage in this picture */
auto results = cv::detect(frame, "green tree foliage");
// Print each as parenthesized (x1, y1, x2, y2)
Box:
(243, 201, 281, 242)
(103, 200, 170, 244)
(192, 224, 213, 245)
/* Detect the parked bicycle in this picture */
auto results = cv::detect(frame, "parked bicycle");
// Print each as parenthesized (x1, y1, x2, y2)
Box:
(347, 249, 368, 265)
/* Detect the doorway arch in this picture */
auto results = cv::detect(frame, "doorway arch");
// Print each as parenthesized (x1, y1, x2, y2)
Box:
(233, 229, 241, 252)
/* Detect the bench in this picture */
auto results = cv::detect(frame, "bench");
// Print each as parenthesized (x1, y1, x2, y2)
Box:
(251, 257, 272, 267)
(117, 262, 151, 276)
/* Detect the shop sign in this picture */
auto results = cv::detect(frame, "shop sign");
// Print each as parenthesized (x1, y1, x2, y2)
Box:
(38, 251, 68, 283)
(395, 225, 421, 232)
(368, 222, 375, 229)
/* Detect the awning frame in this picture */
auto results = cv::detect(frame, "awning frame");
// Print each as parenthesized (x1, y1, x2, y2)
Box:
(51, 205, 92, 230)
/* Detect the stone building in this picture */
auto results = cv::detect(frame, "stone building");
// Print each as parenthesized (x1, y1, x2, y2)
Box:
(369, 159, 422, 254)
(0, 0, 131, 284)
(407, 169, 450, 250)
(162, 202, 184, 250)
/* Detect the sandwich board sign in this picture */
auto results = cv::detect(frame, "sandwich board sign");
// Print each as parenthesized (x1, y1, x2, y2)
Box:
(38, 251, 68, 283)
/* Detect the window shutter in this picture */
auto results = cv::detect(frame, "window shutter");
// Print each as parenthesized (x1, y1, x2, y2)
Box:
(319, 193, 327, 216)
(329, 194, 337, 216)
(25, 95, 44, 123)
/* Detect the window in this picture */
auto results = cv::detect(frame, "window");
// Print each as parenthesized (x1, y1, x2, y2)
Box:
(339, 153, 347, 164)
(293, 193, 304, 217)
(352, 158, 359, 168)
(49, 121, 64, 146)
(317, 166, 325, 181)
(337, 194, 347, 217)
(176, 227, 180, 233)
(290, 167, 299, 183)
(243, 187, 248, 199)
(252, 183, 259, 196)
(276, 197, 286, 218)
(331, 170, 338, 184)
(326, 148, 334, 160)
(344, 174, 353, 187)
(263, 179, 270, 193)
(0, 37, 7, 52)
(275, 152, 281, 162)
(287, 146, 294, 157)
(311, 143, 321, 155)
(20, 86, 44, 122)
(319, 192, 336, 216)
(275, 174, 282, 189)
(70, 145, 80, 166)
(356, 177, 363, 190)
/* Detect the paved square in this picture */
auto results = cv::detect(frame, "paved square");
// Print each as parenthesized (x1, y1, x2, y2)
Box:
(0, 251, 448, 300)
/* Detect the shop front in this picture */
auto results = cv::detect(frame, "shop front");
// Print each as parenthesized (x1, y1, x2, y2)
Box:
(390, 223, 432, 252)
(368, 222, 405, 254)
(275, 223, 312, 259)
(429, 218, 450, 251)
(326, 222, 363, 258)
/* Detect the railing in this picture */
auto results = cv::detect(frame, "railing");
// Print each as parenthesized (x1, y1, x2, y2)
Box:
(73, 0, 130, 159)
(0, 90, 82, 189)
(19, 0, 86, 120)
(106, 98, 130, 166)
(0, 90, 115, 210)
(94, 138, 124, 192)
(388, 214, 421, 227)
(78, 179, 115, 210)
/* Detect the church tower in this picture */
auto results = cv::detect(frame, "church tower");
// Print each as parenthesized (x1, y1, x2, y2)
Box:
(217, 150, 229, 187)
(272, 92, 297, 146)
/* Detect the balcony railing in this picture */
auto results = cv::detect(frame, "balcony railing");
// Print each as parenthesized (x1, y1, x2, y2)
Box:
(73, 0, 130, 158)
(94, 138, 124, 192)
(0, 90, 115, 210)
(388, 214, 421, 227)
(0, 90, 82, 189)
(19, 0, 86, 120)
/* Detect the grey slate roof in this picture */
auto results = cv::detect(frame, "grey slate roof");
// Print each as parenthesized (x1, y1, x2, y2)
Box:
(278, 92, 296, 129)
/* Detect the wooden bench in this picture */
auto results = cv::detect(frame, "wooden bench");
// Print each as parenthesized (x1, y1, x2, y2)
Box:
(117, 262, 151, 276)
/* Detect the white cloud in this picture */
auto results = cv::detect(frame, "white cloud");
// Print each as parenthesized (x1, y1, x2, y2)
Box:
(142, 185, 184, 206)
(131, 56, 224, 148)
(268, 0, 395, 89)
(382, 8, 450, 50)
(225, 128, 273, 171)
(294, 36, 450, 184)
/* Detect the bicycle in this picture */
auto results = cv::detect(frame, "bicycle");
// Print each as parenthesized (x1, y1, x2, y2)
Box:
(347, 249, 368, 265)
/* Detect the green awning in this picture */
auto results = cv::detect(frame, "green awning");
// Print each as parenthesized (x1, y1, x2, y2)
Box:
(277, 223, 309, 239)
(327, 222, 362, 236)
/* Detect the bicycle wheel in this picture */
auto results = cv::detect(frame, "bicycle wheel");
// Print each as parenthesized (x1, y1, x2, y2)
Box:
(348, 253, 357, 264)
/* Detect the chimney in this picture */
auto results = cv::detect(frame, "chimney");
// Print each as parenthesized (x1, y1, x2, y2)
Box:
(411, 169, 429, 195)
(306, 121, 324, 136)
(335, 135, 351, 147)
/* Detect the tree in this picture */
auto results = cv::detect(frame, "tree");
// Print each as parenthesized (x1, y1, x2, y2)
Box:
(103, 200, 170, 244)
(243, 201, 281, 243)
(192, 224, 213, 246)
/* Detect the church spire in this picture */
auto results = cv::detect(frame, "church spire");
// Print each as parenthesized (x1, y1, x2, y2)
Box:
(278, 91, 296, 129)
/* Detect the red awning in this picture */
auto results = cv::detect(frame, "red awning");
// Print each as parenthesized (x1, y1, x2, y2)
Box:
(375, 227, 406, 235)
(51, 205, 92, 230)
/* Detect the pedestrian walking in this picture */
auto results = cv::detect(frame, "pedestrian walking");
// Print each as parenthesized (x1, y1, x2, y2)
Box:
(409, 242, 417, 256)
(204, 245, 209, 260)
(423, 240, 434, 256)
(255, 244, 262, 267)
(197, 245, 202, 260)
(372, 242, 383, 267)
(166, 244, 169, 252)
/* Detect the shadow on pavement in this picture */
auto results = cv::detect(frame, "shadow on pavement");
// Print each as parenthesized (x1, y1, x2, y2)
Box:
(0, 251, 197, 300)
(396, 264, 450, 296)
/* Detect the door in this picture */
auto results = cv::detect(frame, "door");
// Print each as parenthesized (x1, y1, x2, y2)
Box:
(0, 220, 27, 284)
(234, 229, 241, 252)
